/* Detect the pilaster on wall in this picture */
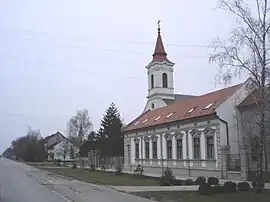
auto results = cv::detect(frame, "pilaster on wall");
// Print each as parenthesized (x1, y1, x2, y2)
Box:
(240, 146, 249, 181)
(221, 146, 230, 179)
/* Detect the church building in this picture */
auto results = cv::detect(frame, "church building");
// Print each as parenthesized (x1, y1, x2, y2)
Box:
(123, 24, 253, 179)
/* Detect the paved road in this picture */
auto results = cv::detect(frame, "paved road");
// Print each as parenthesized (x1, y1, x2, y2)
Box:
(0, 158, 153, 202)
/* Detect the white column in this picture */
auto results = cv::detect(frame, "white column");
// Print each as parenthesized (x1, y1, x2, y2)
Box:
(183, 133, 187, 166)
(214, 132, 218, 167)
(188, 132, 193, 167)
(149, 139, 153, 165)
(172, 135, 176, 166)
(157, 135, 161, 165)
(131, 138, 135, 165)
(183, 133, 187, 159)
(201, 133, 206, 167)
(188, 133, 193, 159)
(163, 134, 167, 166)
(163, 135, 167, 159)
(141, 137, 145, 159)
(172, 136, 176, 159)
(149, 139, 153, 158)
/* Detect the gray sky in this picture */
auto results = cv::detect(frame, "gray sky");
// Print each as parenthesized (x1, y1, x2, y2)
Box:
(0, 0, 245, 152)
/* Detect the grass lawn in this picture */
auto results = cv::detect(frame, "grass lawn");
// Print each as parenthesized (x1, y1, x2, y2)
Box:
(40, 167, 160, 186)
(132, 190, 270, 202)
(26, 162, 69, 167)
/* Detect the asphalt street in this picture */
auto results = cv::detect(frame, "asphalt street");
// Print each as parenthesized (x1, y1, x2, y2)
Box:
(0, 158, 153, 202)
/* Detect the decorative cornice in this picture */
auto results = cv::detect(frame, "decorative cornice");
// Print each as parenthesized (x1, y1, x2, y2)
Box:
(150, 135, 158, 141)
(190, 128, 201, 136)
(174, 131, 184, 139)
(133, 137, 140, 143)
(164, 132, 173, 140)
(203, 127, 216, 134)
(144, 136, 150, 142)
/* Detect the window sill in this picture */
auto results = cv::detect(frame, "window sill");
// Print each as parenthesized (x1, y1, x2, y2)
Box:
(134, 158, 217, 161)
(187, 159, 217, 162)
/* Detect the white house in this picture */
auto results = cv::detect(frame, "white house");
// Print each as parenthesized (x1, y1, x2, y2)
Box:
(44, 132, 67, 161)
(53, 140, 79, 162)
(44, 132, 79, 161)
(123, 24, 252, 180)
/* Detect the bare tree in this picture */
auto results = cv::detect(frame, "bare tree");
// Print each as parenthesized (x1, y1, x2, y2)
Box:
(67, 109, 92, 144)
(210, 0, 270, 191)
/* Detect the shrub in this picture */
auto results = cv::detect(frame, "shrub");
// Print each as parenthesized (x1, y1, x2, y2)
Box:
(252, 179, 265, 189)
(212, 185, 227, 194)
(195, 176, 206, 185)
(207, 177, 219, 185)
(252, 180, 256, 188)
(72, 162, 77, 169)
(54, 159, 61, 166)
(199, 182, 212, 195)
(160, 167, 175, 186)
(89, 164, 95, 172)
(133, 164, 144, 175)
(101, 165, 106, 171)
(115, 166, 122, 176)
(238, 182, 250, 191)
(184, 179, 194, 185)
(224, 181, 237, 193)
(172, 179, 184, 186)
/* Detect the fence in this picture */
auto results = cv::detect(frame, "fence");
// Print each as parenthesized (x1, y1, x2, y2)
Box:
(87, 150, 124, 169)
(100, 156, 124, 169)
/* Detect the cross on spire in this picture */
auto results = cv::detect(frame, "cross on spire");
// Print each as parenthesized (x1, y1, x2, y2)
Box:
(157, 20, 161, 33)
(151, 20, 172, 63)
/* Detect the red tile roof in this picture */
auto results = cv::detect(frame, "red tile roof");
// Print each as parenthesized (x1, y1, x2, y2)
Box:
(124, 83, 243, 132)
(151, 28, 173, 63)
(238, 88, 265, 108)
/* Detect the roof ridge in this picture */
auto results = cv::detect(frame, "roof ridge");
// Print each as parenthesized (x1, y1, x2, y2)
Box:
(150, 83, 243, 113)
(124, 82, 244, 132)
(199, 83, 243, 97)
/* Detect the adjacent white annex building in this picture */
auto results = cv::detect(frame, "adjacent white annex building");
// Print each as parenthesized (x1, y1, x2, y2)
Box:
(123, 24, 253, 180)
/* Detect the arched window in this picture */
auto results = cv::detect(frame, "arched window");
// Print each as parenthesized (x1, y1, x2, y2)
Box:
(151, 103, 155, 109)
(151, 74, 154, 89)
(162, 73, 168, 88)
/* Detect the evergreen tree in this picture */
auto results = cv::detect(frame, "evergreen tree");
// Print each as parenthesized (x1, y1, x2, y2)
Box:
(88, 131, 98, 141)
(97, 102, 124, 156)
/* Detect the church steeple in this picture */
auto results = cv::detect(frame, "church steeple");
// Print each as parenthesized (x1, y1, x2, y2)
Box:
(144, 21, 175, 112)
(151, 21, 172, 63)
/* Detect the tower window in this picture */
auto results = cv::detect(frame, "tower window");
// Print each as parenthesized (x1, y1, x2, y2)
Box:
(151, 74, 154, 89)
(162, 73, 168, 88)
(151, 103, 155, 109)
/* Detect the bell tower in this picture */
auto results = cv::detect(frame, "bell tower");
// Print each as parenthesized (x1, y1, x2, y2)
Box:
(144, 21, 175, 112)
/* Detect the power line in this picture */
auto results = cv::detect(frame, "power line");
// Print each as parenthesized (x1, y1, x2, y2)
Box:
(0, 27, 210, 49)
(55, 66, 143, 81)
(1, 36, 210, 57)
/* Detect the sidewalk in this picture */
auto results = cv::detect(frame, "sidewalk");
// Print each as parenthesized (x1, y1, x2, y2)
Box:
(109, 185, 199, 193)
(63, 165, 270, 191)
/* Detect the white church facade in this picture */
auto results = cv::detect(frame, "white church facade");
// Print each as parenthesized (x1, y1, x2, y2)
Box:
(123, 25, 254, 180)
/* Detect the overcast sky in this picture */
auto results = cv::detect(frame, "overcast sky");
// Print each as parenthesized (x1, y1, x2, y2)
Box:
(0, 0, 247, 152)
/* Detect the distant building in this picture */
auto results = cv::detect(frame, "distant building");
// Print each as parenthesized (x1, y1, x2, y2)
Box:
(44, 132, 78, 161)
(44, 132, 67, 161)
(123, 24, 253, 180)
(53, 140, 79, 162)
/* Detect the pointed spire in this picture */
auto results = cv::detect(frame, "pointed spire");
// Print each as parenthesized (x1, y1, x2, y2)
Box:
(151, 20, 171, 63)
